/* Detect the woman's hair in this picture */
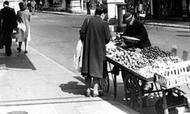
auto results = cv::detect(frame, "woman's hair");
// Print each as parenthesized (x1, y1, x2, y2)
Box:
(19, 2, 26, 11)
(95, 5, 107, 15)
(3, 1, 9, 6)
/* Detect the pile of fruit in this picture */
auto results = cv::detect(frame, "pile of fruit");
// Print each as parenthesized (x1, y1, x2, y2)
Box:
(106, 42, 182, 79)
(106, 43, 151, 70)
(140, 46, 171, 59)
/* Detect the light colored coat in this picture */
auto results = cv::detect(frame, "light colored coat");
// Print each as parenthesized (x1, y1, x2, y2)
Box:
(16, 9, 31, 42)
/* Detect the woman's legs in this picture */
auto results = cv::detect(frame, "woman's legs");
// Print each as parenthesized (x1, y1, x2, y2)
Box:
(85, 76, 91, 88)
(84, 75, 101, 97)
(17, 40, 28, 53)
(85, 76, 91, 97)
(24, 40, 28, 53)
(17, 42, 22, 52)
(92, 77, 100, 97)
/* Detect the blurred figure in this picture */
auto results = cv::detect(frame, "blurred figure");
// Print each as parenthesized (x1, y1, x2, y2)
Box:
(30, 0, 36, 15)
(16, 2, 31, 53)
(79, 5, 111, 97)
(86, 0, 91, 15)
(39, 0, 43, 11)
(27, 0, 32, 12)
(0, 1, 17, 56)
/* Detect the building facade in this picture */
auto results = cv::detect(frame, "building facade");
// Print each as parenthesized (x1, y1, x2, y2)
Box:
(152, 0, 190, 19)
(106, 0, 190, 19)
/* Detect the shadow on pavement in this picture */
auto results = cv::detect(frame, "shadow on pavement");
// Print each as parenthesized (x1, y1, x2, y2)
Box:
(59, 80, 86, 96)
(176, 30, 190, 33)
(176, 35, 190, 37)
(0, 48, 36, 70)
(58, 76, 148, 113)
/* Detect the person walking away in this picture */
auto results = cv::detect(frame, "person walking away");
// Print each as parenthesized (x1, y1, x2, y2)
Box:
(39, 0, 43, 11)
(30, 0, 36, 15)
(79, 5, 111, 97)
(27, 0, 32, 12)
(16, 2, 31, 54)
(0, 1, 17, 56)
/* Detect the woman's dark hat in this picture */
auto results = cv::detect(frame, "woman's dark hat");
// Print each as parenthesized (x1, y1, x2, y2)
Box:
(123, 12, 132, 20)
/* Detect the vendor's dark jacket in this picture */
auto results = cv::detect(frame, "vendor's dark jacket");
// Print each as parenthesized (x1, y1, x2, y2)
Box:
(123, 19, 151, 48)
(80, 16, 111, 78)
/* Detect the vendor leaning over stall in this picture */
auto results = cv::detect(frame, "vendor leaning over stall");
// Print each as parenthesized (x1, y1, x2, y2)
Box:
(122, 12, 151, 49)
(120, 12, 152, 99)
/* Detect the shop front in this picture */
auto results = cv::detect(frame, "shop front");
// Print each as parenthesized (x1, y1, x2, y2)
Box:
(152, 0, 190, 19)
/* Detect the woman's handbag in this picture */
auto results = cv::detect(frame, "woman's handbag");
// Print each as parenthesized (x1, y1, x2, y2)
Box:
(12, 22, 26, 40)
(73, 39, 83, 72)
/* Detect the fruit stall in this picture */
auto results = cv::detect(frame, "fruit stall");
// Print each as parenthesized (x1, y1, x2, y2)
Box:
(105, 35, 190, 114)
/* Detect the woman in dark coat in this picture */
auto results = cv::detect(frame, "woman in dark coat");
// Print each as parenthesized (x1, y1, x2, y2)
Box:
(79, 6, 111, 97)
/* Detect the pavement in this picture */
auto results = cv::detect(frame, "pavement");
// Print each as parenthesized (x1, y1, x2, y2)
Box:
(0, 40, 141, 114)
(0, 11, 189, 114)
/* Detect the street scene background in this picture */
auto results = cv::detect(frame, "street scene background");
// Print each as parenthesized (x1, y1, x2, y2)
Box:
(30, 13, 190, 73)
(0, 2, 190, 113)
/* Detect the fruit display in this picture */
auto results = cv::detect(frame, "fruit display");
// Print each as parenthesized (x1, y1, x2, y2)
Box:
(140, 46, 171, 59)
(106, 42, 151, 71)
(106, 41, 183, 79)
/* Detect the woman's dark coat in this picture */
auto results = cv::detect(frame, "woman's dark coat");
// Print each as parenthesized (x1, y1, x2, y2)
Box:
(123, 19, 151, 49)
(80, 16, 111, 78)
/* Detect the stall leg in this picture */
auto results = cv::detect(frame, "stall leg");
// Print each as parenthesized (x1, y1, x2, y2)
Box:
(111, 66, 119, 98)
(135, 78, 143, 112)
(114, 74, 117, 98)
(163, 90, 169, 114)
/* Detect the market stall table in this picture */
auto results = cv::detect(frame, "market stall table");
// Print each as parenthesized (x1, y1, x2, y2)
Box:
(106, 56, 190, 114)
(106, 40, 190, 113)
(106, 56, 159, 111)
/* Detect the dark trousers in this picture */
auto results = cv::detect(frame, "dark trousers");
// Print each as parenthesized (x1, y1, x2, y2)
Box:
(3, 30, 12, 55)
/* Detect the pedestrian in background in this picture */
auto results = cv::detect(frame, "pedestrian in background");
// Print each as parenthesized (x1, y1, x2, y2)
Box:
(39, 0, 43, 11)
(79, 5, 111, 97)
(16, 2, 31, 54)
(27, 0, 32, 12)
(86, 0, 91, 15)
(30, 0, 36, 15)
(0, 1, 17, 56)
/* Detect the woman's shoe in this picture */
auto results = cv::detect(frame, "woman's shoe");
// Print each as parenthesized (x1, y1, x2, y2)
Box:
(92, 83, 99, 97)
(24, 50, 28, 54)
(92, 89, 99, 97)
(17, 48, 21, 53)
(86, 88, 91, 97)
